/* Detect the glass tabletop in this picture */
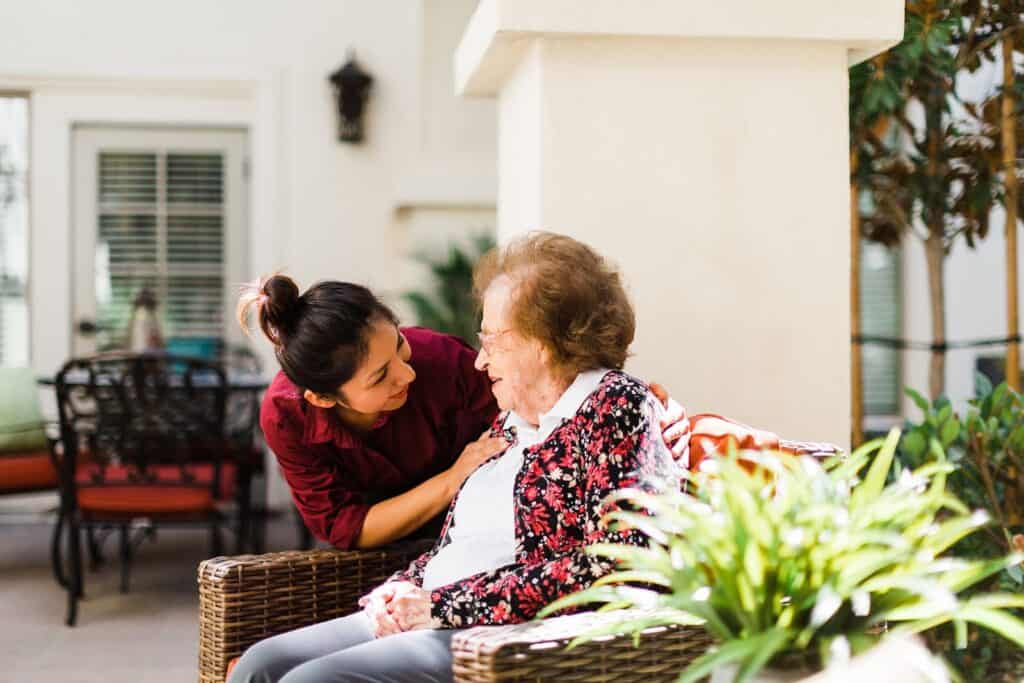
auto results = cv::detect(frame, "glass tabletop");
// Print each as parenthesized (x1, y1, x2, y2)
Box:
(38, 371, 268, 391)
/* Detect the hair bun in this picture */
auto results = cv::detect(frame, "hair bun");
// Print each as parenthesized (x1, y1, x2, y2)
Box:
(236, 273, 304, 348)
(262, 274, 300, 331)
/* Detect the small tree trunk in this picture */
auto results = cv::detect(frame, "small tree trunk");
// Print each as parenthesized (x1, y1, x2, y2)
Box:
(925, 232, 946, 398)
(851, 170, 865, 447)
(923, 89, 946, 400)
(1003, 36, 1020, 391)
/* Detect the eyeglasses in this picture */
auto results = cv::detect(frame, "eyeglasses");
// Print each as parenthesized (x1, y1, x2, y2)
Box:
(477, 328, 513, 354)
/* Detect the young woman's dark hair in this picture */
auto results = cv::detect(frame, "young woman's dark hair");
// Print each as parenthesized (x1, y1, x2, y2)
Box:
(238, 274, 398, 397)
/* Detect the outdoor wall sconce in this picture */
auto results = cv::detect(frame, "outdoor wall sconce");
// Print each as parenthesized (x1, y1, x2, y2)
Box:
(329, 51, 373, 143)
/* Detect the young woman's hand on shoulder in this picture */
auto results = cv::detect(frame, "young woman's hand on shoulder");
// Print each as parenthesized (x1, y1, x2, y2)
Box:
(444, 429, 509, 495)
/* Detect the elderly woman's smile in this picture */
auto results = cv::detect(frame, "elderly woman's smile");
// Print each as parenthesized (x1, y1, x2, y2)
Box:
(474, 277, 569, 426)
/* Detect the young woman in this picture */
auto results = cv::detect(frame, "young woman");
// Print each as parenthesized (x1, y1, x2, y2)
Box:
(237, 274, 691, 551)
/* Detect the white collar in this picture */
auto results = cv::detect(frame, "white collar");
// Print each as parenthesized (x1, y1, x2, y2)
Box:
(505, 368, 610, 433)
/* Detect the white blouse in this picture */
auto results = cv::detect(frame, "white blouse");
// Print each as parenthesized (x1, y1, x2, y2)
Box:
(420, 368, 610, 591)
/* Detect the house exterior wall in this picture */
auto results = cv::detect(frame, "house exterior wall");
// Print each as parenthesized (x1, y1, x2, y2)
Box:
(0, 0, 496, 372)
(9, 0, 1005, 496)
(898, 57, 1020, 420)
(1, 0, 495, 507)
(901, 205, 1024, 417)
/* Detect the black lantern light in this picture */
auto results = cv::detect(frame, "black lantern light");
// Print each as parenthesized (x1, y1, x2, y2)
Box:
(329, 51, 373, 143)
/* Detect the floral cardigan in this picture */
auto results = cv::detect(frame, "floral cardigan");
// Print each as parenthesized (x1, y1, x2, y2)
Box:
(388, 370, 678, 629)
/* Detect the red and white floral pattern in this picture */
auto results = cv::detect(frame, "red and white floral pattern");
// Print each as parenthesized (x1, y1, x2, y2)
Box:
(388, 370, 675, 628)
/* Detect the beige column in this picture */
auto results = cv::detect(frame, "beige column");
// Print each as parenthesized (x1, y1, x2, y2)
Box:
(455, 0, 902, 445)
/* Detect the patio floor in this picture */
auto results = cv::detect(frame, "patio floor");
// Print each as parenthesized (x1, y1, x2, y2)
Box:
(0, 493, 302, 683)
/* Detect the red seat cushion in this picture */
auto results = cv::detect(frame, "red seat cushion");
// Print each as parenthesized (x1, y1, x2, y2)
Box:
(76, 461, 239, 500)
(217, 462, 238, 500)
(226, 657, 240, 679)
(75, 462, 224, 516)
(0, 450, 58, 493)
(78, 486, 215, 515)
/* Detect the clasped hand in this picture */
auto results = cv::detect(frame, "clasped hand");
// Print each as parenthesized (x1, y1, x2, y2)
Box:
(359, 581, 436, 638)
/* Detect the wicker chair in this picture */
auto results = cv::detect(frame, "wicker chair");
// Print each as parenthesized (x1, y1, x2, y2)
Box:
(197, 541, 714, 683)
(197, 439, 841, 682)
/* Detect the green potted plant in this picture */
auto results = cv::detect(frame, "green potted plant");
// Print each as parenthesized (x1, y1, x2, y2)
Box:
(541, 429, 1024, 682)
(401, 233, 495, 347)
(898, 375, 1024, 680)
(900, 376, 1024, 580)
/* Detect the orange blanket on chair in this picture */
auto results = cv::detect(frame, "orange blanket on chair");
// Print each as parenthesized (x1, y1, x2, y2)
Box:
(687, 412, 842, 470)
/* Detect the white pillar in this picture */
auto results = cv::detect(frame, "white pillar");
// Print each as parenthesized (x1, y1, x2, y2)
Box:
(455, 0, 902, 445)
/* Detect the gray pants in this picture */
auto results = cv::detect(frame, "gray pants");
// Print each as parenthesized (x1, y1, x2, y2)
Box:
(227, 611, 457, 683)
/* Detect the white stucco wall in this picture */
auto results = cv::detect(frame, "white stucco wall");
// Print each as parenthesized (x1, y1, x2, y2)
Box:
(518, 36, 853, 444)
(456, 0, 904, 447)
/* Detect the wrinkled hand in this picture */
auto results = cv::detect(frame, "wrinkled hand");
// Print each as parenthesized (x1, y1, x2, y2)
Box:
(360, 581, 436, 637)
(650, 382, 690, 470)
(386, 582, 437, 632)
(361, 581, 406, 638)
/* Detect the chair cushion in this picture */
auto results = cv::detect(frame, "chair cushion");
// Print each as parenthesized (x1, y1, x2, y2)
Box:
(687, 414, 841, 474)
(688, 412, 780, 470)
(78, 485, 215, 515)
(0, 449, 58, 492)
(0, 368, 48, 452)
(226, 657, 239, 679)
(216, 462, 239, 500)
(75, 462, 224, 515)
(76, 461, 239, 500)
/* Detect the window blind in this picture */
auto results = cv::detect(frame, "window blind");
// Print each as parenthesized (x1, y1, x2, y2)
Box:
(96, 150, 226, 346)
(859, 240, 901, 416)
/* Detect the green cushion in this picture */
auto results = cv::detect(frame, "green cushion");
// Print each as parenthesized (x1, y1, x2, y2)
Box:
(0, 367, 48, 452)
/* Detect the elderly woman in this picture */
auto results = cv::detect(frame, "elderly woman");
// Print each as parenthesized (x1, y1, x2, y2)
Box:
(230, 233, 680, 683)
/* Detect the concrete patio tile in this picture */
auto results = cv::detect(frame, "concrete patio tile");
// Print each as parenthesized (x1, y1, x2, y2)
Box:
(0, 513, 301, 683)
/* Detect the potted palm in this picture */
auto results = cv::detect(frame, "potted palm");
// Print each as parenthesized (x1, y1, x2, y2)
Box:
(401, 233, 495, 347)
(541, 429, 1024, 682)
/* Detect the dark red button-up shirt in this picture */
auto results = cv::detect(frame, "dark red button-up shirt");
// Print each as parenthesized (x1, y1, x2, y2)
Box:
(260, 327, 499, 549)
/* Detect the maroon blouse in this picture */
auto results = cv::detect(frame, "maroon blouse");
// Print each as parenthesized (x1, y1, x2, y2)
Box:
(260, 327, 499, 549)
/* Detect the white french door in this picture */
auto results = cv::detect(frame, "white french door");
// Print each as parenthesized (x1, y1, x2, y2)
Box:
(72, 126, 248, 356)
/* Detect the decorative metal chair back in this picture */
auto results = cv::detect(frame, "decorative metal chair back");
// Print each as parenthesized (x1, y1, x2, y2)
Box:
(54, 353, 228, 497)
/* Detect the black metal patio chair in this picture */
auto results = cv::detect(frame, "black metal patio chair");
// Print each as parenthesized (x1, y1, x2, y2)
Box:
(53, 352, 238, 626)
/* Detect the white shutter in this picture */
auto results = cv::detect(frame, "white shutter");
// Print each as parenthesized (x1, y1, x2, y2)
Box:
(95, 149, 228, 346)
(859, 240, 901, 416)
(166, 153, 225, 338)
(0, 95, 29, 368)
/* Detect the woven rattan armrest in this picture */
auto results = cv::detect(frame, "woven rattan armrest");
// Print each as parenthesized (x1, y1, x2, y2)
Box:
(451, 610, 715, 683)
(197, 540, 432, 683)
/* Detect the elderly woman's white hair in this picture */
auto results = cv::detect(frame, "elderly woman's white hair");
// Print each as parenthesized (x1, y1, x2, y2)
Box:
(472, 231, 636, 378)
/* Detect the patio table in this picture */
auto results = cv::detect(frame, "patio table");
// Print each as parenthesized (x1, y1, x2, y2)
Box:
(38, 370, 269, 392)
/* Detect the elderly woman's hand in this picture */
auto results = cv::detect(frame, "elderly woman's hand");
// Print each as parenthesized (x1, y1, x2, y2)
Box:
(650, 382, 691, 469)
(361, 581, 410, 638)
(385, 582, 439, 631)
